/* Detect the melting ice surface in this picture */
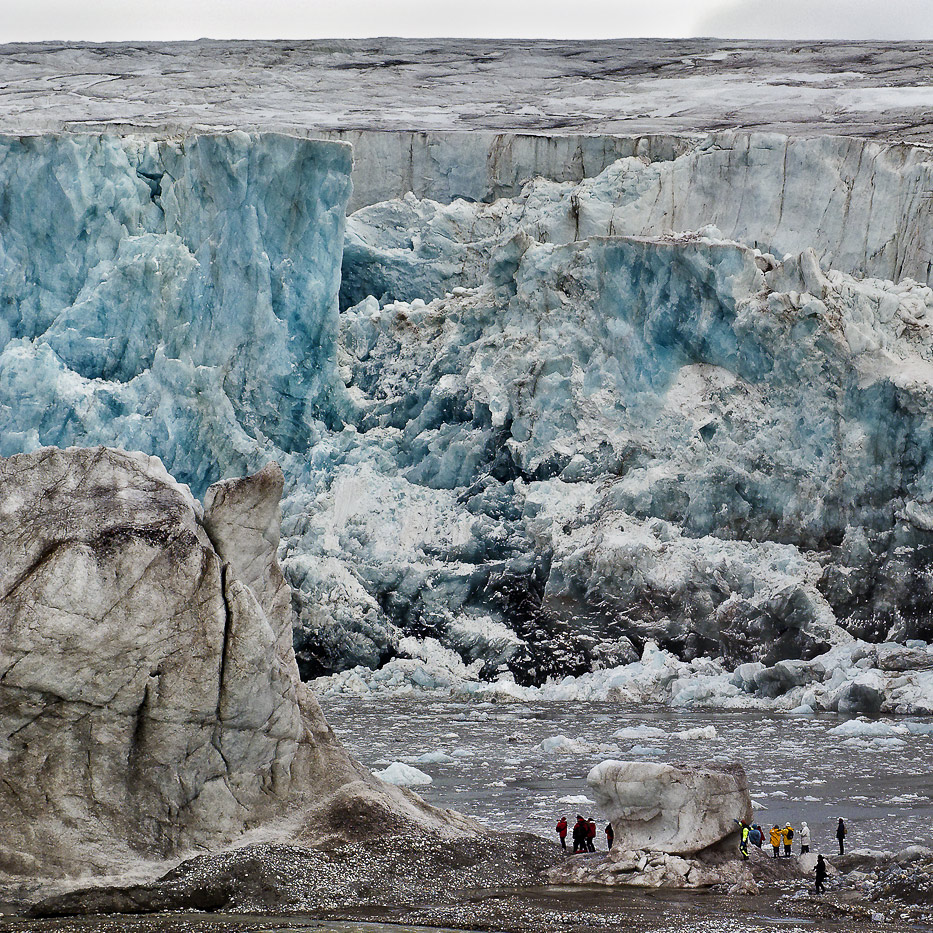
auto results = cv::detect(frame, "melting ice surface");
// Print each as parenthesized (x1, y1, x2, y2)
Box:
(323, 697, 933, 853)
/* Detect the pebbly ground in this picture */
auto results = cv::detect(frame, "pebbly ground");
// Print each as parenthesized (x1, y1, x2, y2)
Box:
(3, 839, 932, 933)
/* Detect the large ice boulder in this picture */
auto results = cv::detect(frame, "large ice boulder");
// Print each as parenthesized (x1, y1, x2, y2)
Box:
(0, 446, 476, 878)
(587, 760, 752, 855)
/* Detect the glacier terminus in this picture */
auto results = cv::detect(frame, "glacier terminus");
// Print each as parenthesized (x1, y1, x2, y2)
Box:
(2, 36, 933, 933)
(2, 120, 933, 715)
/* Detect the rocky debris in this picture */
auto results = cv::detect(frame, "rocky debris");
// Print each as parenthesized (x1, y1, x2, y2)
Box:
(868, 850, 933, 907)
(549, 833, 827, 892)
(587, 760, 751, 856)
(0, 446, 477, 879)
(29, 834, 555, 919)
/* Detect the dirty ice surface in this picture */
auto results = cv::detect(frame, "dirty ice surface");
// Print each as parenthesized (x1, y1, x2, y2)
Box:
(323, 698, 933, 852)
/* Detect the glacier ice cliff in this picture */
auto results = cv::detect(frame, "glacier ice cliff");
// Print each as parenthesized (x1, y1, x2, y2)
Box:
(3, 130, 933, 712)
(0, 132, 351, 493)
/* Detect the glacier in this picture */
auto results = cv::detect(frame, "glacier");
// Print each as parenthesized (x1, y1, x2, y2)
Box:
(0, 132, 352, 492)
(3, 128, 933, 713)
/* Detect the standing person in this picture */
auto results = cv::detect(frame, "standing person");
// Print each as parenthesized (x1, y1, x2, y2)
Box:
(815, 854, 827, 894)
(782, 822, 795, 858)
(605, 822, 614, 850)
(586, 818, 597, 852)
(572, 815, 587, 853)
(749, 824, 763, 849)
(555, 816, 568, 850)
(739, 821, 750, 860)
(799, 821, 811, 854)
(836, 818, 847, 855)
(770, 825, 782, 858)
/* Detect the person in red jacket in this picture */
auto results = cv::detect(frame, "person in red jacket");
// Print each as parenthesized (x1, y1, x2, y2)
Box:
(605, 822, 614, 850)
(586, 818, 597, 852)
(555, 816, 568, 849)
(572, 815, 588, 853)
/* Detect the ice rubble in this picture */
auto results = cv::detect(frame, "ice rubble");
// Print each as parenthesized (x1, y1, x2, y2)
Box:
(4, 131, 933, 710)
(312, 634, 933, 714)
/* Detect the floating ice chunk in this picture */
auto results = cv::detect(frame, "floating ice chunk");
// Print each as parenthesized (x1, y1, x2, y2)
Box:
(537, 735, 590, 755)
(613, 725, 667, 740)
(373, 762, 433, 785)
(629, 744, 664, 756)
(536, 735, 621, 756)
(788, 704, 815, 716)
(408, 751, 458, 764)
(674, 726, 718, 740)
(558, 794, 594, 805)
(828, 719, 908, 738)
(904, 721, 933, 735)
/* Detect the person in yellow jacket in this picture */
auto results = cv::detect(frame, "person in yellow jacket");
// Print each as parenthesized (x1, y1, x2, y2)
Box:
(782, 822, 795, 858)
(770, 824, 782, 858)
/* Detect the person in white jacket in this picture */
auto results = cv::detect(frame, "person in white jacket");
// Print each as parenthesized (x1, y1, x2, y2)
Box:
(799, 821, 811, 854)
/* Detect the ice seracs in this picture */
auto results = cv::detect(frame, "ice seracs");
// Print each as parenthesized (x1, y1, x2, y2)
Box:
(4, 130, 933, 704)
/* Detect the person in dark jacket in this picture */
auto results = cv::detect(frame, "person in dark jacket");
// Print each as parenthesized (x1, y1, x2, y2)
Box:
(815, 854, 827, 894)
(605, 822, 614, 849)
(556, 816, 568, 850)
(836, 818, 847, 855)
(586, 818, 597, 852)
(572, 815, 587, 853)
(749, 824, 763, 849)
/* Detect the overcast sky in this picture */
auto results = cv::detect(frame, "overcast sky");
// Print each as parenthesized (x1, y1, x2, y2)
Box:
(3, 0, 933, 43)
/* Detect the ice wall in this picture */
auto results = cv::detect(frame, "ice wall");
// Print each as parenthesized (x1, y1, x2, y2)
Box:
(317, 131, 694, 211)
(3, 129, 933, 711)
(343, 133, 933, 310)
(0, 132, 352, 493)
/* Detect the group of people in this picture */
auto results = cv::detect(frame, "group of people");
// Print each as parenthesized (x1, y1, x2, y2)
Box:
(737, 818, 846, 860)
(557, 811, 847, 895)
(736, 817, 847, 894)
(738, 820, 811, 859)
(555, 815, 614, 853)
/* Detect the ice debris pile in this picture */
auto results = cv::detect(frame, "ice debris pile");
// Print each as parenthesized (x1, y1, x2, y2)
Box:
(3, 131, 933, 711)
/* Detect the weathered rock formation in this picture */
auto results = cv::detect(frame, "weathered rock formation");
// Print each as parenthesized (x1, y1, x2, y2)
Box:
(0, 446, 475, 879)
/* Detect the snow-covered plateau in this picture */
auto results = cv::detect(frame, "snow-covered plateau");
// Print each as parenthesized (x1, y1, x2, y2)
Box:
(3, 42, 933, 718)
